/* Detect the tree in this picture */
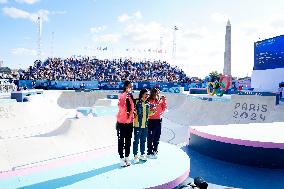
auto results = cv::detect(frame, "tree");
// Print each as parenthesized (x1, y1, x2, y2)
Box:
(209, 71, 221, 82)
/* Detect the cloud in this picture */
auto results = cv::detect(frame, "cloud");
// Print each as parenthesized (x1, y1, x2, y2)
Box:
(90, 25, 107, 33)
(2, 7, 50, 22)
(92, 16, 226, 77)
(11, 48, 36, 56)
(118, 13, 131, 22)
(133, 11, 142, 20)
(51, 10, 67, 15)
(0, 0, 7, 4)
(15, 0, 40, 4)
(182, 27, 209, 40)
(270, 21, 284, 29)
(89, 12, 284, 78)
(117, 11, 143, 23)
(93, 34, 120, 43)
(122, 21, 171, 46)
(210, 12, 229, 23)
(230, 14, 284, 77)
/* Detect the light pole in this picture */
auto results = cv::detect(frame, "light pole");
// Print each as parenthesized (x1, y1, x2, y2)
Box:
(159, 35, 164, 61)
(172, 26, 178, 64)
(37, 16, 42, 61)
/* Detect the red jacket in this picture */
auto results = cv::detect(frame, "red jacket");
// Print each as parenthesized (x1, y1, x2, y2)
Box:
(148, 96, 167, 120)
(117, 92, 135, 124)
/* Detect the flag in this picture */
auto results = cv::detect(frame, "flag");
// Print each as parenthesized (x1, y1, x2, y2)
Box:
(148, 49, 151, 52)
(126, 48, 129, 51)
(103, 46, 107, 51)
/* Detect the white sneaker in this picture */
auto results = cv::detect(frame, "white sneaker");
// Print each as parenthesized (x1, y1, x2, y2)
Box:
(153, 152, 158, 159)
(140, 154, 147, 161)
(133, 155, 140, 164)
(147, 154, 155, 159)
(120, 158, 127, 167)
(125, 157, 131, 166)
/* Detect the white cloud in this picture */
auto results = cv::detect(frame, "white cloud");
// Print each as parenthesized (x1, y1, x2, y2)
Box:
(117, 11, 143, 23)
(230, 14, 284, 77)
(0, 0, 7, 4)
(51, 10, 67, 15)
(2, 7, 50, 22)
(82, 12, 284, 78)
(122, 21, 171, 46)
(210, 12, 229, 23)
(93, 34, 120, 43)
(15, 0, 40, 4)
(36, 9, 49, 21)
(90, 25, 107, 33)
(118, 13, 131, 22)
(91, 17, 227, 77)
(3, 7, 31, 19)
(11, 48, 36, 56)
(182, 27, 209, 40)
(133, 11, 142, 20)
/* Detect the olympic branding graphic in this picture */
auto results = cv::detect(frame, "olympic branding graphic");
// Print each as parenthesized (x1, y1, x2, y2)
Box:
(206, 75, 231, 97)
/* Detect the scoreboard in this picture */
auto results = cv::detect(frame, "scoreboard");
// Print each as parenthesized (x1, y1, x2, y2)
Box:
(254, 35, 284, 70)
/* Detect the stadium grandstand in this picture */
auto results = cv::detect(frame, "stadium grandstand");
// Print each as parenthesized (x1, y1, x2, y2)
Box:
(19, 57, 190, 83)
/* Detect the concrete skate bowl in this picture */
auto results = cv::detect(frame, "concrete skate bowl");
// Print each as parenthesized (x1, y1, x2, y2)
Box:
(57, 90, 120, 109)
(56, 91, 188, 111)
(164, 94, 284, 126)
(162, 93, 187, 110)
(0, 115, 117, 172)
(0, 90, 120, 172)
(0, 90, 191, 189)
(0, 90, 121, 138)
(0, 93, 74, 139)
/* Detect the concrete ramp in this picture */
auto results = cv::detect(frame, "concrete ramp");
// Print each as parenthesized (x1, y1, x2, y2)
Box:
(163, 93, 187, 110)
(0, 116, 117, 172)
(164, 94, 284, 126)
(0, 94, 74, 139)
(164, 96, 231, 126)
(229, 94, 280, 124)
(1, 90, 284, 173)
(94, 98, 118, 107)
(57, 91, 115, 109)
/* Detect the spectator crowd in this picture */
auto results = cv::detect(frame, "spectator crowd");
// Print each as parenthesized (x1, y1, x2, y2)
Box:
(20, 57, 190, 83)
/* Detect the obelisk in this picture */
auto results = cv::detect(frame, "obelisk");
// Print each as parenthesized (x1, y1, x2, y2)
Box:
(223, 20, 231, 76)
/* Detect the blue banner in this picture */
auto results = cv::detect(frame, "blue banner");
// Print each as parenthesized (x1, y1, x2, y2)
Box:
(18, 80, 194, 92)
(254, 35, 284, 70)
(19, 80, 99, 90)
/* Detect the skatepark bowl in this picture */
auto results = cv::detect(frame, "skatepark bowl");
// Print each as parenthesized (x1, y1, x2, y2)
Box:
(0, 90, 284, 189)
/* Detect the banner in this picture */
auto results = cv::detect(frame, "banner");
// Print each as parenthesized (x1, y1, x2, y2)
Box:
(18, 80, 192, 91)
(19, 80, 99, 90)
(254, 35, 284, 70)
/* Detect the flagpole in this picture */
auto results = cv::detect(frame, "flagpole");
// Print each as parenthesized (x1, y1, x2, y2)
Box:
(172, 26, 178, 65)
(160, 35, 163, 61)
(37, 16, 42, 61)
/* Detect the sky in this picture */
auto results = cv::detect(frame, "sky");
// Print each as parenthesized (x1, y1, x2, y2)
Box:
(1, 0, 284, 78)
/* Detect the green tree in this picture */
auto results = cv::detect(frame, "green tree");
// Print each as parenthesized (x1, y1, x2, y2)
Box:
(209, 71, 221, 81)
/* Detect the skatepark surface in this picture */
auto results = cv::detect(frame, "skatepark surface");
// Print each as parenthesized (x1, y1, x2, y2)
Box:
(0, 90, 283, 189)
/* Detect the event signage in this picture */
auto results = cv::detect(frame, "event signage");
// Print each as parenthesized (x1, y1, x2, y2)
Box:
(206, 75, 231, 97)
